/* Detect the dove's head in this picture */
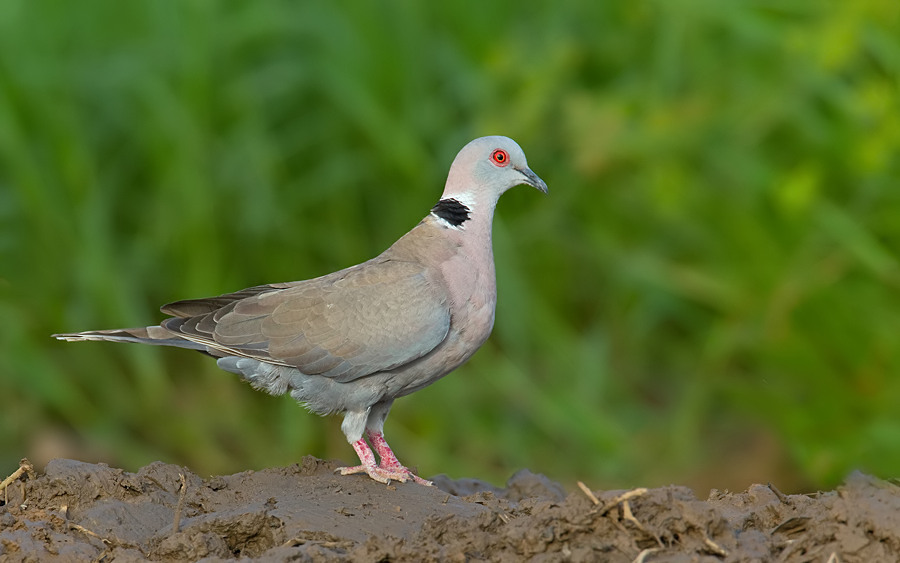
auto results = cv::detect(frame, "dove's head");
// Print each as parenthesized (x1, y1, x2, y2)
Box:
(441, 136, 548, 208)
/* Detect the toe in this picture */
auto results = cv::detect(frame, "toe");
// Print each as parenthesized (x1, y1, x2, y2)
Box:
(410, 474, 433, 486)
(379, 462, 431, 486)
(337, 464, 405, 484)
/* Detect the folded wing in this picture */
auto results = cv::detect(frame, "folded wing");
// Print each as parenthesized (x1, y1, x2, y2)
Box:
(162, 259, 451, 383)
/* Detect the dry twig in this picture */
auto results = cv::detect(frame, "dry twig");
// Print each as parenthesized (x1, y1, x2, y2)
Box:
(633, 547, 662, 563)
(622, 501, 663, 548)
(577, 481, 599, 505)
(767, 482, 789, 504)
(0, 458, 34, 494)
(704, 535, 728, 557)
(599, 488, 648, 515)
(172, 473, 188, 533)
(1, 458, 34, 506)
(69, 521, 111, 545)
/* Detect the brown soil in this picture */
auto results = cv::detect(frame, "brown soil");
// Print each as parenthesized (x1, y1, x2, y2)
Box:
(1, 458, 898, 562)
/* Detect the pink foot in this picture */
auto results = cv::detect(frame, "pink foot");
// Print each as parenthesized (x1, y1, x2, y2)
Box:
(367, 430, 432, 486)
(336, 436, 432, 486)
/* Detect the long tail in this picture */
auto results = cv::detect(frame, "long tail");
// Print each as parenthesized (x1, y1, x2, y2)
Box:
(53, 326, 207, 351)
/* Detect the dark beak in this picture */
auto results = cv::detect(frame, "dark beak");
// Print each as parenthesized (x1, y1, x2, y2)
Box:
(517, 167, 549, 194)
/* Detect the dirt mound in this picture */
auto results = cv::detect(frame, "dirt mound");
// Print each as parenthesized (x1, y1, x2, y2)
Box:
(0, 458, 898, 561)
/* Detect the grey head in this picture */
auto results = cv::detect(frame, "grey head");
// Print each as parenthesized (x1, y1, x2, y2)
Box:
(437, 136, 548, 218)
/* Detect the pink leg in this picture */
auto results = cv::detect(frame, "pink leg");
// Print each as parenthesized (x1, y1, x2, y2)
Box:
(367, 430, 432, 486)
(337, 439, 381, 480)
(338, 438, 431, 485)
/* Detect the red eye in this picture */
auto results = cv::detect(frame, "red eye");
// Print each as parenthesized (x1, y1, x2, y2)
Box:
(490, 149, 510, 167)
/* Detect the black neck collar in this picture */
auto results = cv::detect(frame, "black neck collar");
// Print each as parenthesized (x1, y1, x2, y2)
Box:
(431, 198, 470, 227)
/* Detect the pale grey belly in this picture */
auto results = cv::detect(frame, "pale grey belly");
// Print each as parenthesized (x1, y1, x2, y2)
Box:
(215, 318, 492, 416)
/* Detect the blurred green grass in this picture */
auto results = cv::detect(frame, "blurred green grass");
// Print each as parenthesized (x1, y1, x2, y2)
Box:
(2, 0, 899, 493)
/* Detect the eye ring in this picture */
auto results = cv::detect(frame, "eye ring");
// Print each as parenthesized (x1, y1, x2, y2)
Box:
(490, 149, 510, 167)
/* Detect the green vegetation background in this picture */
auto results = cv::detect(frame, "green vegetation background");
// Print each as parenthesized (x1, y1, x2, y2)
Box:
(2, 1, 899, 493)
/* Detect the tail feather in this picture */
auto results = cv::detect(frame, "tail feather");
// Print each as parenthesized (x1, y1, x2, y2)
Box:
(53, 326, 207, 351)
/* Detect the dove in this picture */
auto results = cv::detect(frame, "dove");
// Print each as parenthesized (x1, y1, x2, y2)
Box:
(54, 135, 548, 485)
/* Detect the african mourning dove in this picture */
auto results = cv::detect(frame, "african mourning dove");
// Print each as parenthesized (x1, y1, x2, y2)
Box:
(55, 136, 548, 485)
